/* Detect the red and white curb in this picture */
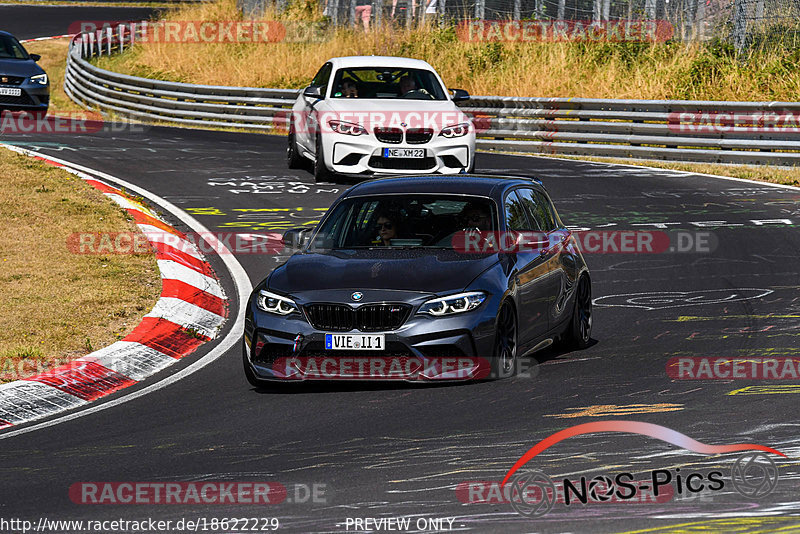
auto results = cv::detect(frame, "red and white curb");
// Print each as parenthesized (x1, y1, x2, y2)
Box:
(0, 145, 229, 430)
(20, 34, 73, 44)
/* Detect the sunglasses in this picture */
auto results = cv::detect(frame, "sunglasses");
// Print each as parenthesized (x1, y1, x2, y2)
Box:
(376, 222, 394, 230)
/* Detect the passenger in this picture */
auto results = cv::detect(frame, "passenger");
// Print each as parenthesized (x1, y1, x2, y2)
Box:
(342, 79, 358, 98)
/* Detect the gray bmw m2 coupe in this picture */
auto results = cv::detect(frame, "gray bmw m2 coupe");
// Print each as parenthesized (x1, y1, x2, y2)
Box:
(243, 175, 591, 384)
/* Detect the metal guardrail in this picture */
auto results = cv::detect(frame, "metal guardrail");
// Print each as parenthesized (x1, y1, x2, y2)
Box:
(65, 23, 800, 166)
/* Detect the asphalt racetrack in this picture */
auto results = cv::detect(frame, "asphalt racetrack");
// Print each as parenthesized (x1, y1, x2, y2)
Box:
(0, 5, 160, 40)
(0, 124, 798, 533)
(1, 8, 800, 534)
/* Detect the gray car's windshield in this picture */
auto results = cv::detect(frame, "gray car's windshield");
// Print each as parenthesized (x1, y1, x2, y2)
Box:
(330, 68, 447, 100)
(309, 194, 497, 250)
(0, 35, 29, 59)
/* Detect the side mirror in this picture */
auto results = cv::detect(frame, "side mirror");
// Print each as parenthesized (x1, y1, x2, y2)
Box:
(303, 85, 324, 99)
(29, 54, 41, 62)
(283, 227, 312, 251)
(451, 88, 470, 102)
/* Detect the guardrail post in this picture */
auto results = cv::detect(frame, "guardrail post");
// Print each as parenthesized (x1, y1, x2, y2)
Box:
(557, 0, 565, 19)
(119, 25, 125, 53)
(107, 27, 112, 55)
(474, 0, 485, 19)
(89, 31, 95, 57)
(350, 0, 357, 26)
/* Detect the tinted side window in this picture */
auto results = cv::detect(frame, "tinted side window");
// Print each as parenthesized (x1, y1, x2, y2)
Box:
(504, 191, 530, 231)
(311, 63, 333, 93)
(517, 188, 556, 232)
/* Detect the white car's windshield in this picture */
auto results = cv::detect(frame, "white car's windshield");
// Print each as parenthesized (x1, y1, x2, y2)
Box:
(331, 67, 447, 100)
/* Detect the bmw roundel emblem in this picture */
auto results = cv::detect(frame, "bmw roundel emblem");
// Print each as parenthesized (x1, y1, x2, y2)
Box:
(351, 292, 363, 301)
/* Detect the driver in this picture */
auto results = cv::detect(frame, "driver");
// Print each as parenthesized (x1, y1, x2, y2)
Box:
(460, 203, 492, 231)
(398, 75, 430, 98)
(398, 75, 416, 96)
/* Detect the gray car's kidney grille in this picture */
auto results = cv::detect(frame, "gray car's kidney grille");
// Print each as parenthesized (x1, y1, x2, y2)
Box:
(304, 304, 410, 331)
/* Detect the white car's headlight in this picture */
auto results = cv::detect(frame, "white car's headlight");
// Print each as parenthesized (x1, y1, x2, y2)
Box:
(329, 120, 366, 136)
(418, 291, 486, 316)
(257, 290, 299, 316)
(30, 73, 48, 85)
(439, 122, 470, 138)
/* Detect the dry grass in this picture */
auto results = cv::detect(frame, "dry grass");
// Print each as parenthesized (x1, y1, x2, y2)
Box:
(93, 0, 800, 101)
(0, 150, 160, 382)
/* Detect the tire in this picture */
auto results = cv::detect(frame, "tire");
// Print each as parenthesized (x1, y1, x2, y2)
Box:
(467, 151, 476, 173)
(492, 302, 518, 379)
(287, 127, 303, 169)
(313, 135, 334, 183)
(242, 339, 267, 389)
(562, 275, 592, 350)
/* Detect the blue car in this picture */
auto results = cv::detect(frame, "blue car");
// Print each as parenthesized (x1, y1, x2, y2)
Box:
(0, 31, 49, 116)
(243, 175, 592, 384)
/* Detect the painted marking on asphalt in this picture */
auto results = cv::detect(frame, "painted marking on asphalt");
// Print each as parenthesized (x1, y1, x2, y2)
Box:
(144, 297, 224, 339)
(27, 361, 136, 402)
(157, 259, 224, 299)
(122, 317, 206, 359)
(544, 404, 685, 418)
(152, 241, 215, 278)
(0, 145, 250, 439)
(727, 385, 800, 395)
(138, 224, 203, 259)
(160, 279, 226, 316)
(0, 382, 87, 424)
(79, 341, 176, 382)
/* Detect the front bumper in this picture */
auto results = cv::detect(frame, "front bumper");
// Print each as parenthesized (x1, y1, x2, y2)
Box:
(324, 133, 475, 175)
(0, 80, 49, 112)
(244, 300, 497, 381)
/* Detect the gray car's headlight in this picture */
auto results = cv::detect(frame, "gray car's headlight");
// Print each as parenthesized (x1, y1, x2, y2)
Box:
(439, 122, 470, 138)
(418, 291, 486, 316)
(256, 290, 299, 316)
(30, 73, 48, 85)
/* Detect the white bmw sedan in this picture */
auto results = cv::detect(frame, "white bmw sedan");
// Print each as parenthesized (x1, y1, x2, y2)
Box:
(287, 56, 476, 181)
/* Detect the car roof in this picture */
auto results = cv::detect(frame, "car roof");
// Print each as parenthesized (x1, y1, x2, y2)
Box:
(328, 56, 436, 71)
(344, 174, 546, 199)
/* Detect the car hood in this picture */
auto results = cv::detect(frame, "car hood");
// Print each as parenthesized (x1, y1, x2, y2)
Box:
(268, 249, 498, 299)
(0, 58, 44, 77)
